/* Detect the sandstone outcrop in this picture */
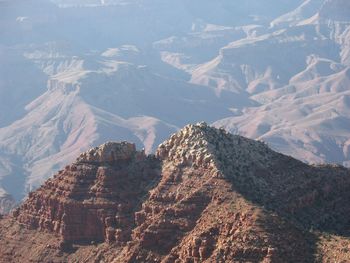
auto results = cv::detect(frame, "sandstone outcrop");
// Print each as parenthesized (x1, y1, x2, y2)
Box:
(1, 124, 350, 262)
(13, 141, 160, 246)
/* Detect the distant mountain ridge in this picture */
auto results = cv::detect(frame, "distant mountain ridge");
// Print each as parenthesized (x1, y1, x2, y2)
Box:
(0, 0, 350, 213)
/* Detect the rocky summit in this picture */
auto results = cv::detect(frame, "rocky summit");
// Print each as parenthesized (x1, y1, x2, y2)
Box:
(0, 123, 350, 263)
(12, 141, 160, 248)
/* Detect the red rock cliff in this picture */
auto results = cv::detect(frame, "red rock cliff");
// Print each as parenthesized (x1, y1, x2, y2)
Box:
(2, 123, 350, 263)
(13, 141, 160, 246)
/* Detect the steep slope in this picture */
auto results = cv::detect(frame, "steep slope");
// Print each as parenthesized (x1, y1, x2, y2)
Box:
(1, 0, 350, 217)
(0, 123, 349, 262)
(193, 0, 350, 166)
(214, 66, 350, 166)
(0, 47, 47, 127)
(0, 50, 233, 207)
(270, 0, 324, 28)
(13, 142, 160, 246)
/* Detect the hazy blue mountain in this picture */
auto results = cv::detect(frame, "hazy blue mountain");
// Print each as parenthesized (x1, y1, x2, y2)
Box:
(0, 0, 349, 212)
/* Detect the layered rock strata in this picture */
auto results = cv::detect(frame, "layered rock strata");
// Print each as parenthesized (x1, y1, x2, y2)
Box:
(1, 123, 349, 263)
(111, 123, 350, 262)
(14, 142, 160, 245)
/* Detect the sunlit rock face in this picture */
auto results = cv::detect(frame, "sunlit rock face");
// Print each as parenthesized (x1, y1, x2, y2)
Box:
(14, 142, 160, 245)
(0, 0, 350, 214)
(1, 124, 350, 262)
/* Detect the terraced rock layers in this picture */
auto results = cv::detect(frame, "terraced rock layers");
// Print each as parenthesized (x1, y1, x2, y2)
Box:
(0, 123, 349, 262)
(13, 141, 160, 246)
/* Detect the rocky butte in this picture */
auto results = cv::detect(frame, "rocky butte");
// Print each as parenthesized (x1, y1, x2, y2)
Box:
(0, 123, 350, 262)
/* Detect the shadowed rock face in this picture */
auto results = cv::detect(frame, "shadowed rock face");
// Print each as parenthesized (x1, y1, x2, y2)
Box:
(1, 123, 350, 262)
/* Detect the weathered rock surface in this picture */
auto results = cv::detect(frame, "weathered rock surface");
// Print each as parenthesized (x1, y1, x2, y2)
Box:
(13, 141, 160, 245)
(1, 124, 350, 263)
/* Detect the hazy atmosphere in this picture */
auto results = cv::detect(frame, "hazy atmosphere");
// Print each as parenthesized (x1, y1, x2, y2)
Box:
(1, 0, 350, 229)
(1, 1, 350, 262)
